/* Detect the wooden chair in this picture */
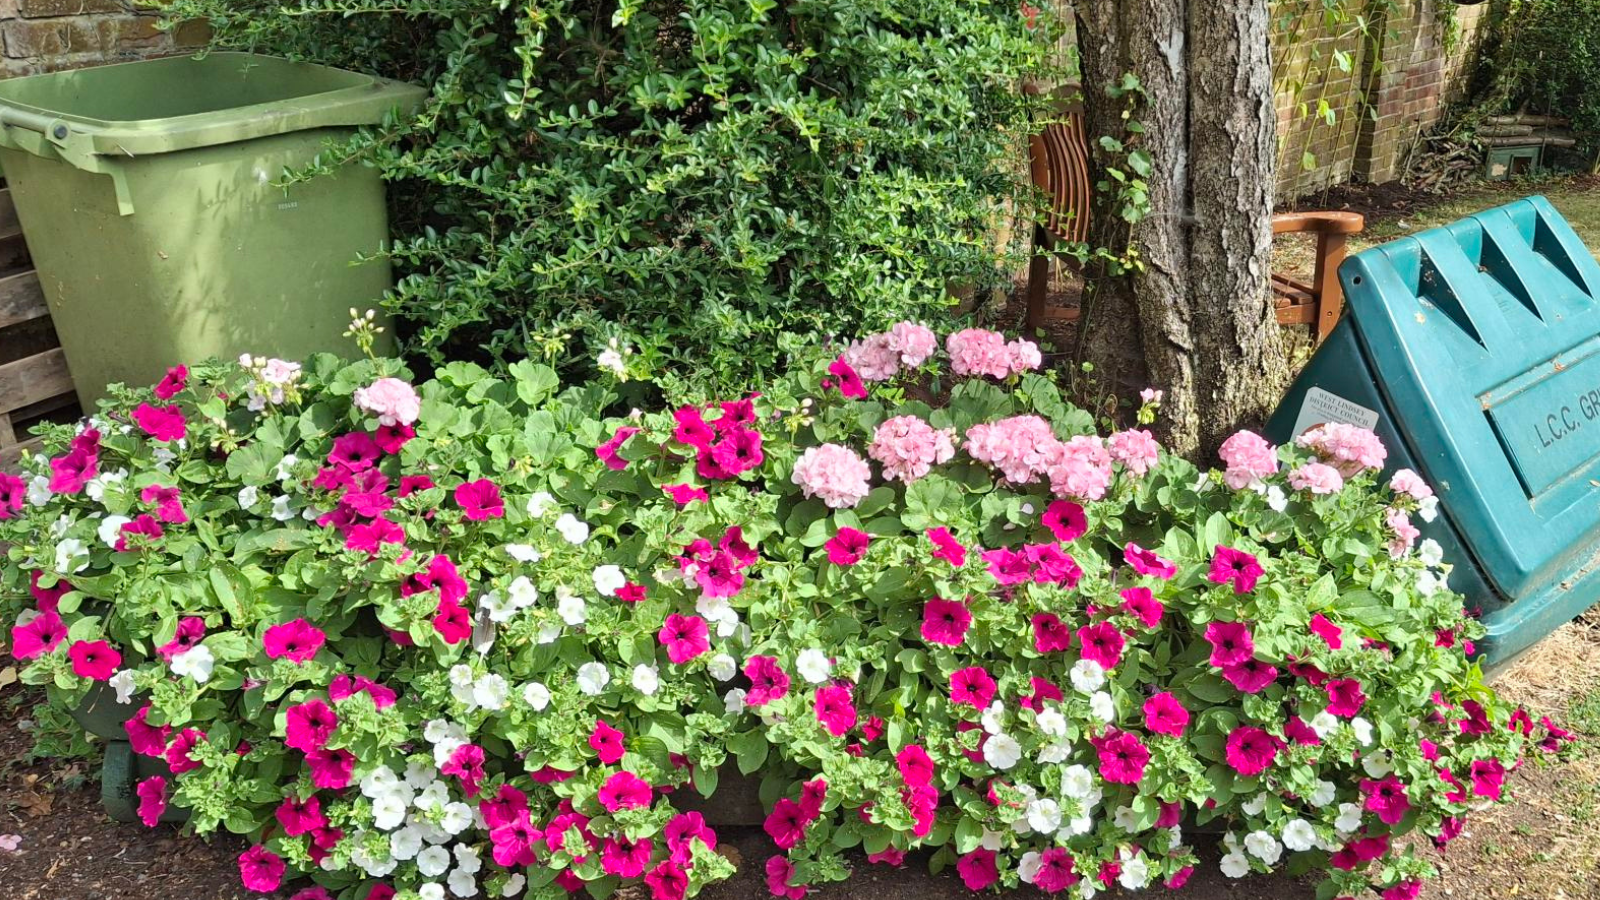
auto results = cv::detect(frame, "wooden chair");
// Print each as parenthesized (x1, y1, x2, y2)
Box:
(1024, 88, 1364, 343)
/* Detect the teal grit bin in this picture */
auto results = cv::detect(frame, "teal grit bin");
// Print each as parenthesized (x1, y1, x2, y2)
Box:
(1266, 196, 1600, 669)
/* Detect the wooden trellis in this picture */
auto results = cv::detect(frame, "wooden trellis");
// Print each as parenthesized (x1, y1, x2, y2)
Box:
(0, 180, 75, 472)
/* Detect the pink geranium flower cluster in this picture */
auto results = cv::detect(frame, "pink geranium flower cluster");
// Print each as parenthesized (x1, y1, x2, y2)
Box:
(963, 416, 1115, 501)
(946, 328, 1041, 379)
(352, 377, 421, 427)
(792, 443, 872, 508)
(672, 397, 764, 480)
(842, 321, 938, 382)
(1218, 430, 1278, 489)
(1296, 422, 1387, 476)
(1107, 428, 1160, 476)
(868, 415, 955, 483)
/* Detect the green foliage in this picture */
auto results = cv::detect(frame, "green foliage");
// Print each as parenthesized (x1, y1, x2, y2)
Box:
(1477, 0, 1600, 152)
(0, 327, 1540, 899)
(161, 0, 1063, 395)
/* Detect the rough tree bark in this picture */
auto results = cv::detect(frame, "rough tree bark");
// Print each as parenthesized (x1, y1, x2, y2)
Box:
(1072, 0, 1287, 459)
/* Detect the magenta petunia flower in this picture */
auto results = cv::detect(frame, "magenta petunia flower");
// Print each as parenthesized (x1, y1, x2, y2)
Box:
(47, 447, 97, 494)
(1124, 542, 1177, 579)
(0, 471, 26, 517)
(827, 356, 868, 400)
(764, 798, 810, 849)
(132, 403, 187, 442)
(263, 618, 326, 663)
(824, 527, 872, 565)
(644, 859, 690, 900)
(1224, 726, 1283, 776)
(1381, 880, 1423, 900)
(799, 777, 828, 819)
(1119, 586, 1164, 628)
(327, 431, 380, 472)
(896, 744, 935, 787)
(432, 598, 472, 644)
(115, 514, 165, 551)
(765, 854, 806, 900)
(956, 848, 999, 890)
(926, 527, 966, 567)
(397, 474, 434, 497)
(949, 666, 997, 709)
(1092, 728, 1151, 784)
(1221, 658, 1279, 694)
(590, 719, 625, 764)
(442, 743, 487, 797)
(136, 775, 167, 827)
(1032, 613, 1073, 653)
(275, 794, 326, 836)
(1208, 545, 1264, 593)
(305, 748, 355, 789)
(237, 845, 284, 893)
(1042, 499, 1087, 542)
(981, 547, 1031, 585)
(659, 614, 710, 664)
(374, 423, 414, 454)
(1142, 692, 1190, 736)
(140, 484, 188, 524)
(1021, 676, 1064, 712)
(480, 784, 530, 831)
(345, 516, 405, 556)
(454, 478, 504, 520)
(744, 656, 791, 707)
(1309, 612, 1343, 649)
(125, 706, 170, 757)
(596, 426, 641, 471)
(598, 770, 654, 811)
(69, 639, 120, 681)
(921, 598, 972, 647)
(154, 364, 188, 400)
(1469, 759, 1505, 800)
(1075, 621, 1126, 670)
(164, 727, 206, 774)
(11, 610, 66, 660)
(1166, 866, 1195, 890)
(1325, 678, 1367, 717)
(1204, 620, 1256, 668)
(663, 483, 709, 506)
(1026, 543, 1083, 587)
(814, 684, 858, 737)
(284, 699, 338, 752)
(664, 811, 717, 865)
(1284, 716, 1322, 746)
(1361, 775, 1411, 825)
(156, 616, 206, 660)
(1035, 846, 1081, 893)
(672, 406, 716, 449)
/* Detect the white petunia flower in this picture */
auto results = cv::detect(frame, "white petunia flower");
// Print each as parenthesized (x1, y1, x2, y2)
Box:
(1017, 851, 1043, 884)
(1036, 739, 1071, 764)
(1350, 716, 1374, 746)
(1418, 495, 1439, 523)
(270, 495, 294, 521)
(1069, 659, 1105, 693)
(372, 794, 409, 831)
(522, 682, 551, 710)
(1219, 851, 1250, 878)
(274, 454, 298, 481)
(390, 827, 423, 860)
(795, 648, 831, 684)
(1265, 485, 1288, 512)
(1361, 751, 1393, 778)
(1240, 793, 1269, 816)
(1419, 538, 1444, 568)
(1118, 853, 1150, 890)
(981, 701, 1006, 735)
(97, 516, 131, 548)
(592, 565, 626, 596)
(1088, 691, 1114, 722)
(724, 688, 747, 715)
(362, 766, 400, 797)
(1058, 813, 1094, 838)
(1025, 798, 1061, 834)
(55, 538, 89, 574)
(404, 761, 437, 791)
(983, 733, 1021, 770)
(418, 884, 446, 900)
(597, 347, 626, 376)
(980, 829, 1004, 852)
(1309, 711, 1339, 738)
(170, 645, 214, 683)
(708, 653, 737, 681)
(505, 543, 541, 563)
(109, 669, 136, 705)
(441, 802, 474, 836)
(417, 845, 450, 877)
(1334, 802, 1363, 834)
(1309, 779, 1337, 808)
(1281, 818, 1318, 852)
(28, 474, 52, 506)
(1035, 708, 1066, 737)
(500, 874, 526, 897)
(554, 513, 588, 544)
(1417, 569, 1444, 596)
(473, 674, 510, 711)
(1112, 805, 1138, 830)
(1060, 765, 1095, 799)
(526, 492, 556, 517)
(238, 485, 259, 509)
(536, 623, 563, 645)
(478, 590, 514, 624)
(448, 664, 475, 688)
(448, 869, 479, 898)
(576, 662, 610, 695)
(85, 470, 125, 503)
(556, 589, 587, 626)
(507, 576, 538, 609)
(632, 663, 660, 695)
(1244, 830, 1282, 864)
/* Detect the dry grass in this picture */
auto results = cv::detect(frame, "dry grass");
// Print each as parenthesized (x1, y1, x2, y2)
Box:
(1496, 608, 1600, 717)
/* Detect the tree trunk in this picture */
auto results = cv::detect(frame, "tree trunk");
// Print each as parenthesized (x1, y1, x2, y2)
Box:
(1072, 0, 1286, 460)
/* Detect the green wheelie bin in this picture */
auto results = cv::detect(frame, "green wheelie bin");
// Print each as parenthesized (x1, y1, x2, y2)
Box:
(0, 52, 425, 407)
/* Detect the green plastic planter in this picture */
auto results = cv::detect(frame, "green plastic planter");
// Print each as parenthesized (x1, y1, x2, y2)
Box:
(70, 682, 187, 824)
(0, 52, 426, 407)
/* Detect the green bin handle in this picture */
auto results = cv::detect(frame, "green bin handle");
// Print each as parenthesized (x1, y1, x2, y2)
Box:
(0, 107, 137, 215)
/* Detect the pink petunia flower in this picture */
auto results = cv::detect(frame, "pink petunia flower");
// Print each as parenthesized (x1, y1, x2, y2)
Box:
(825, 356, 868, 400)
(596, 425, 641, 471)
(1284, 716, 1322, 746)
(1041, 500, 1086, 542)
(263, 618, 326, 663)
(1026, 543, 1083, 587)
(949, 666, 997, 709)
(374, 423, 414, 454)
(1204, 620, 1255, 668)
(1143, 692, 1190, 736)
(1092, 729, 1150, 784)
(454, 478, 505, 520)
(154, 365, 188, 400)
(1076, 621, 1126, 670)
(69, 640, 120, 681)
(125, 706, 170, 757)
(132, 403, 187, 442)
(237, 845, 284, 893)
(814, 684, 858, 737)
(442, 743, 487, 797)
(1361, 775, 1411, 825)
(744, 656, 791, 707)
(136, 776, 167, 827)
(1208, 545, 1264, 593)
(659, 614, 710, 664)
(763, 799, 810, 850)
(1124, 542, 1176, 579)
(824, 527, 872, 565)
(275, 794, 326, 836)
(115, 514, 165, 551)
(165, 727, 205, 774)
(765, 855, 806, 900)
(0, 471, 26, 517)
(1120, 586, 1164, 628)
(921, 598, 972, 647)
(284, 699, 338, 752)
(598, 771, 654, 811)
(306, 748, 355, 789)
(1469, 759, 1505, 800)
(1036, 847, 1080, 893)
(47, 448, 97, 494)
(644, 859, 690, 900)
(1032, 613, 1073, 653)
(957, 848, 999, 890)
(140, 484, 188, 524)
(1224, 726, 1283, 776)
(1222, 659, 1279, 694)
(327, 432, 380, 472)
(156, 617, 206, 660)
(432, 599, 472, 644)
(1309, 613, 1343, 649)
(11, 610, 66, 659)
(1325, 678, 1367, 717)
(663, 483, 710, 506)
(590, 720, 625, 764)
(926, 527, 966, 566)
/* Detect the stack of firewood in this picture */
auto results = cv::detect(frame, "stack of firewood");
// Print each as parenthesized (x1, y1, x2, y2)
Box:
(1477, 113, 1576, 150)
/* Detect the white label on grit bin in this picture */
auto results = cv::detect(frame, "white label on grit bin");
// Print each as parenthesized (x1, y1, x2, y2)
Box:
(1290, 386, 1380, 439)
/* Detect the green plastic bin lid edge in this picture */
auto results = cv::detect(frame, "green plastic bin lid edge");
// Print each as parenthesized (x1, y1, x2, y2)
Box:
(1339, 195, 1600, 603)
(0, 52, 427, 160)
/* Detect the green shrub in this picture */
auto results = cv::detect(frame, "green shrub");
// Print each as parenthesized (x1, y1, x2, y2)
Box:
(164, 0, 1060, 394)
(1, 325, 1549, 900)
(1477, 0, 1600, 152)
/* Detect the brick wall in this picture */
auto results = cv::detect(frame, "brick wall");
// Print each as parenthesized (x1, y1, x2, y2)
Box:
(1272, 6, 1373, 198)
(0, 0, 206, 78)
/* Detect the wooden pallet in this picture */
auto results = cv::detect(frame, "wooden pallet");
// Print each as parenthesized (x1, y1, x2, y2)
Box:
(0, 182, 78, 472)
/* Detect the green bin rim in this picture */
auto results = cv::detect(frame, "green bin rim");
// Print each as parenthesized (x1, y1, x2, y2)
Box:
(0, 52, 427, 159)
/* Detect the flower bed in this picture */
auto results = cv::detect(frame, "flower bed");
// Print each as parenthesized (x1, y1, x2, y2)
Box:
(0, 326, 1566, 900)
